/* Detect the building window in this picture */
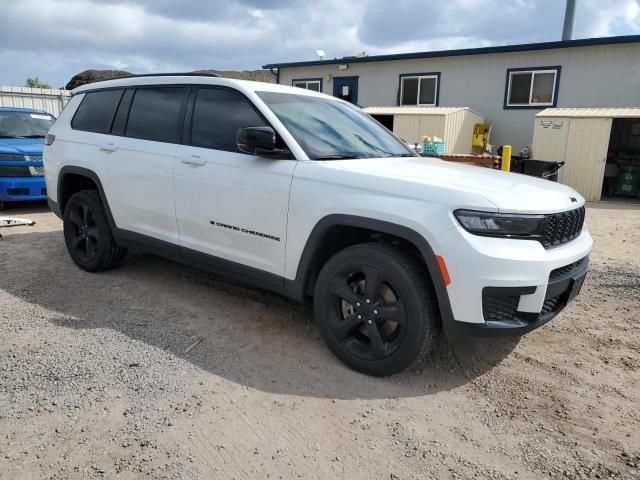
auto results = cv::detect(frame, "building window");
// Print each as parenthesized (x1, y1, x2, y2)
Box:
(292, 78, 322, 92)
(505, 67, 560, 108)
(399, 73, 440, 106)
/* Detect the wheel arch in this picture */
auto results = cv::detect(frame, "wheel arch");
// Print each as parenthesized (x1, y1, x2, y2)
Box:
(288, 214, 454, 324)
(57, 166, 117, 231)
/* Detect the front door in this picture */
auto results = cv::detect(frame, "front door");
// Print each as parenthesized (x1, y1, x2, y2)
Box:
(333, 76, 359, 105)
(173, 86, 296, 277)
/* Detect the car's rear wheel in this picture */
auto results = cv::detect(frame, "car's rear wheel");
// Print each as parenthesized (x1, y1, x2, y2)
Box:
(63, 190, 127, 272)
(313, 242, 438, 376)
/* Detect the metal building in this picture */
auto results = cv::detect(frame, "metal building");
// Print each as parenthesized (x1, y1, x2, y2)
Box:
(263, 35, 640, 154)
(0, 86, 70, 117)
(532, 108, 640, 201)
(363, 106, 484, 154)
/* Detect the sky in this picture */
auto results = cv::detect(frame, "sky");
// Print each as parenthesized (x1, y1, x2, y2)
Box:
(1, 0, 639, 88)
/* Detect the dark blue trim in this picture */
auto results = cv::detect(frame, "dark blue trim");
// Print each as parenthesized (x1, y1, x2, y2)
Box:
(503, 66, 561, 110)
(332, 76, 359, 104)
(263, 34, 640, 69)
(397, 72, 441, 106)
(291, 77, 323, 92)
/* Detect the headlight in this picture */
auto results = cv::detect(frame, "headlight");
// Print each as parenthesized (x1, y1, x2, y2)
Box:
(454, 210, 545, 237)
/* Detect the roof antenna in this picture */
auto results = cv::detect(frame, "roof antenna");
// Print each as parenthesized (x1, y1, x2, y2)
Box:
(562, 0, 576, 41)
(316, 49, 326, 61)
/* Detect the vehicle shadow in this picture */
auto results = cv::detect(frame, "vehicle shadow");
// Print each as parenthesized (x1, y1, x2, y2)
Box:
(1, 228, 520, 400)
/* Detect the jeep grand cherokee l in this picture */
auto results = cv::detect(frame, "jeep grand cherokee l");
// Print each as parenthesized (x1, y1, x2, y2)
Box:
(44, 75, 592, 376)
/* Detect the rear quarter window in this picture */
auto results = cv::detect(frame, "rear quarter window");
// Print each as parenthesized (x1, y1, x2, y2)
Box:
(70, 89, 124, 133)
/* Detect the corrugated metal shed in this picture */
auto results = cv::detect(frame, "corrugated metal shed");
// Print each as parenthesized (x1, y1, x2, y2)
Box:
(363, 106, 484, 154)
(538, 107, 640, 118)
(0, 86, 71, 117)
(532, 108, 640, 201)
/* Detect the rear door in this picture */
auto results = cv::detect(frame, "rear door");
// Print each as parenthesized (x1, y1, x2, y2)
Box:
(173, 86, 296, 276)
(99, 86, 188, 245)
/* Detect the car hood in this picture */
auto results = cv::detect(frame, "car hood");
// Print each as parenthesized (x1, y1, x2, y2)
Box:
(0, 137, 45, 156)
(319, 156, 584, 214)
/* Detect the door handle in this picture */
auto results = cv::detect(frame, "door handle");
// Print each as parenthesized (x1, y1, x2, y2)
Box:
(99, 143, 118, 153)
(180, 155, 206, 166)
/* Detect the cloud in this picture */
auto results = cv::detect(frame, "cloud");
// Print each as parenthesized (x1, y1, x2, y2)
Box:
(0, 0, 638, 88)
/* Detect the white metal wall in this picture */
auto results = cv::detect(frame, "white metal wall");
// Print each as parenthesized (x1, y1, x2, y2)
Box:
(0, 86, 70, 117)
(532, 115, 612, 201)
(444, 109, 484, 154)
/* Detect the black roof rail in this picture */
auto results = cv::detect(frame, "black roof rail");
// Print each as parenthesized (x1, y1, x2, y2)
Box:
(86, 72, 221, 85)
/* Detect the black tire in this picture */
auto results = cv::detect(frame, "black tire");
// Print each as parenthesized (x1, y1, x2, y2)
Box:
(63, 190, 127, 272)
(313, 242, 438, 376)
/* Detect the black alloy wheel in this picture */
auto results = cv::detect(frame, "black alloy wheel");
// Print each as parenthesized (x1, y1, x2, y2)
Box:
(314, 243, 437, 376)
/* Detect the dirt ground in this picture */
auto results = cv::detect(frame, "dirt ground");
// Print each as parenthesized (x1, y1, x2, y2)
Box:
(1, 202, 639, 480)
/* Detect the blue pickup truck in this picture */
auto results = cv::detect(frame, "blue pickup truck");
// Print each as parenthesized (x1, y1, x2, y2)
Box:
(0, 107, 56, 210)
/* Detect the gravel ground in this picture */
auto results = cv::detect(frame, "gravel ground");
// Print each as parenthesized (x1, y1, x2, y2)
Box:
(0, 202, 639, 480)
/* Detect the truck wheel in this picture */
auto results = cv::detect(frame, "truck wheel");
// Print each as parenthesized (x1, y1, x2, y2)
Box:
(313, 242, 438, 376)
(63, 190, 127, 272)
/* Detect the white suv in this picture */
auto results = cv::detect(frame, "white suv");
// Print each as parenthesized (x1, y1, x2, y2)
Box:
(44, 75, 592, 376)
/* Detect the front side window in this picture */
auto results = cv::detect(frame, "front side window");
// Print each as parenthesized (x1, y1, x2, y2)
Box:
(400, 74, 438, 106)
(506, 68, 559, 107)
(126, 87, 187, 143)
(257, 91, 414, 160)
(71, 89, 124, 133)
(292, 79, 322, 92)
(0, 111, 55, 138)
(190, 88, 267, 152)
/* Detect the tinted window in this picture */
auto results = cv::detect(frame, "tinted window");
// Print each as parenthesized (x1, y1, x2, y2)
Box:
(126, 87, 187, 143)
(258, 91, 413, 160)
(71, 89, 124, 133)
(191, 88, 266, 152)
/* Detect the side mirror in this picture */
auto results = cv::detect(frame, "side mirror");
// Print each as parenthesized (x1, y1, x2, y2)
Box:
(237, 126, 289, 158)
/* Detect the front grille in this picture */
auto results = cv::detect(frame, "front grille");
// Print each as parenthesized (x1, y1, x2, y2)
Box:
(0, 154, 26, 161)
(26, 155, 43, 161)
(482, 294, 519, 322)
(542, 207, 585, 248)
(7, 188, 29, 196)
(550, 257, 588, 280)
(0, 166, 31, 177)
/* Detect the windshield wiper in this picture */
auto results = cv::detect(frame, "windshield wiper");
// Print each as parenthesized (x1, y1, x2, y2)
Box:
(313, 154, 364, 160)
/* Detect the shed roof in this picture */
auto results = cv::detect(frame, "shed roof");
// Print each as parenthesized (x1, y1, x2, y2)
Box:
(263, 35, 640, 70)
(363, 106, 480, 116)
(537, 107, 640, 118)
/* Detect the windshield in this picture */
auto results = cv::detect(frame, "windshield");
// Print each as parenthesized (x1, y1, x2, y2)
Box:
(257, 91, 415, 160)
(0, 111, 55, 138)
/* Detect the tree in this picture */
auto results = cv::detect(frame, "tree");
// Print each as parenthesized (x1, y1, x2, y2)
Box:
(25, 77, 51, 89)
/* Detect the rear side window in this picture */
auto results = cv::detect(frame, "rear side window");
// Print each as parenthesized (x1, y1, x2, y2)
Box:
(71, 89, 124, 133)
(126, 87, 187, 143)
(190, 88, 266, 152)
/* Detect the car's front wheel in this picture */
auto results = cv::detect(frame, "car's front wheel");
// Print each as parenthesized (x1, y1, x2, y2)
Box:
(63, 190, 127, 272)
(313, 243, 438, 376)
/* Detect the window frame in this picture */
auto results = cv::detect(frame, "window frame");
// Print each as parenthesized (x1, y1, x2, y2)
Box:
(398, 72, 441, 106)
(504, 66, 561, 109)
(291, 78, 323, 92)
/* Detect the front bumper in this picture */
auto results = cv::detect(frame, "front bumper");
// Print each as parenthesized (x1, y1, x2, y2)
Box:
(0, 177, 47, 202)
(436, 223, 593, 339)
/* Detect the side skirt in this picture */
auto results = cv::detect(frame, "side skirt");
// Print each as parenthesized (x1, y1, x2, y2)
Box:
(112, 228, 303, 301)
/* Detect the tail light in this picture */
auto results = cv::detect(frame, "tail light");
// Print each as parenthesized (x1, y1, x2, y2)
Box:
(45, 134, 56, 146)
